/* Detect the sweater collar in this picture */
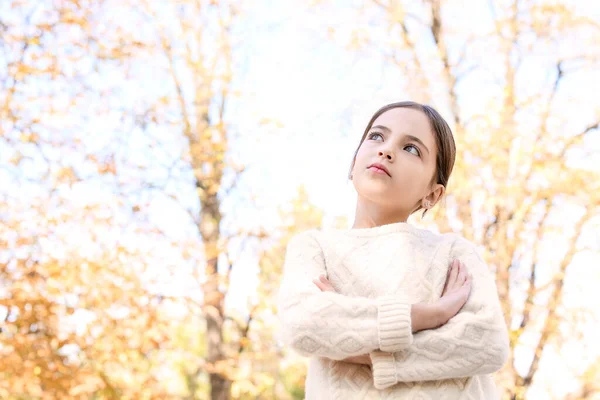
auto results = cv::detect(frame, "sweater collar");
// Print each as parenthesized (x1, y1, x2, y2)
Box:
(340, 220, 430, 238)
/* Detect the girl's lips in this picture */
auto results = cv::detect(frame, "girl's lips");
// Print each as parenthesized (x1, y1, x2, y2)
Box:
(368, 166, 390, 176)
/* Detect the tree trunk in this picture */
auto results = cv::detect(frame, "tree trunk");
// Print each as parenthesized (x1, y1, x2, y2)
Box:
(199, 190, 229, 399)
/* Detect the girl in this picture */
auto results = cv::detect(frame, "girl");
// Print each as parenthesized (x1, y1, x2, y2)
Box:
(277, 101, 510, 399)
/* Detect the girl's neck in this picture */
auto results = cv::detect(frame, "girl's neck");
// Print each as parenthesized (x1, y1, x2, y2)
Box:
(344, 219, 424, 238)
(352, 201, 410, 229)
(352, 218, 407, 229)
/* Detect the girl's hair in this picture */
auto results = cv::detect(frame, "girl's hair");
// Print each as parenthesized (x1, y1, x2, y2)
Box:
(348, 101, 456, 216)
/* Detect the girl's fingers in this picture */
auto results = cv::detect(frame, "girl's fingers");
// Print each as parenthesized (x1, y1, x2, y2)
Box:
(314, 275, 335, 292)
(459, 275, 472, 302)
(447, 260, 459, 288)
(442, 261, 456, 294)
(320, 275, 334, 288)
(313, 279, 324, 291)
(457, 261, 467, 285)
(455, 262, 462, 288)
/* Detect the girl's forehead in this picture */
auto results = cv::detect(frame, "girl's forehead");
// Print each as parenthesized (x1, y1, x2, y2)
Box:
(373, 108, 435, 143)
(374, 107, 429, 128)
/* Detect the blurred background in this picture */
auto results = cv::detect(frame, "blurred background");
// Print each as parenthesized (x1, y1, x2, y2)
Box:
(1, 0, 599, 399)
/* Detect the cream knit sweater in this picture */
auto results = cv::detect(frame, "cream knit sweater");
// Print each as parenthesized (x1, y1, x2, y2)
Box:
(277, 221, 510, 399)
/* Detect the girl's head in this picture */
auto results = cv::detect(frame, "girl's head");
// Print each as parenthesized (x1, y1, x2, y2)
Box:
(348, 101, 456, 219)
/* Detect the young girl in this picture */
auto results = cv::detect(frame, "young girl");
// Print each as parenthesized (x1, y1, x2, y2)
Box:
(277, 102, 510, 399)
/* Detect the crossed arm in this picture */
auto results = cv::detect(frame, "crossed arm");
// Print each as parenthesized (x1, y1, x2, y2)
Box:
(277, 231, 509, 390)
(277, 231, 416, 359)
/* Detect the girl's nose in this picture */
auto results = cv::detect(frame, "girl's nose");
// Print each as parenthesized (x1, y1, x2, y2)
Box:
(378, 150, 393, 161)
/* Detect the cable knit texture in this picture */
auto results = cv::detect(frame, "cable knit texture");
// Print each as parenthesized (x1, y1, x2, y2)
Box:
(277, 222, 509, 399)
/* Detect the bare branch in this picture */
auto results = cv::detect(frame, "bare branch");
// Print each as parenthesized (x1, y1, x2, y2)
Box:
(429, 0, 460, 128)
(559, 119, 600, 158)
(519, 198, 551, 331)
(520, 208, 594, 389)
(371, 0, 431, 102)
(237, 304, 259, 355)
(141, 0, 193, 140)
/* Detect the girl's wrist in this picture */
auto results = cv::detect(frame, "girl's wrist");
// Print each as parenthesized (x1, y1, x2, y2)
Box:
(341, 354, 372, 365)
(411, 303, 440, 332)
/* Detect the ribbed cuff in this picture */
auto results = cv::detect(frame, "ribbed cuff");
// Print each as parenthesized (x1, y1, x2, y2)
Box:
(370, 351, 398, 389)
(376, 296, 413, 352)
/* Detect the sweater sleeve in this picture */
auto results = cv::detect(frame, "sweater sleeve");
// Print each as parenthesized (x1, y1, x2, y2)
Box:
(277, 231, 413, 360)
(369, 236, 510, 389)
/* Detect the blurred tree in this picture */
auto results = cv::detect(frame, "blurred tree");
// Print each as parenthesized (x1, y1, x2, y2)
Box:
(2, 0, 284, 398)
(568, 357, 600, 399)
(134, 1, 247, 398)
(0, 0, 198, 398)
(316, 0, 600, 398)
(226, 186, 323, 399)
(4, 0, 597, 399)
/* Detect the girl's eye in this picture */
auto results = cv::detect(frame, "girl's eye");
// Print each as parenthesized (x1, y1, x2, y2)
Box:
(404, 144, 421, 157)
(368, 133, 420, 157)
(368, 132, 383, 141)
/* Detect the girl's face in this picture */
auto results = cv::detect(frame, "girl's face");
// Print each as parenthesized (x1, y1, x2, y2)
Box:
(351, 107, 442, 215)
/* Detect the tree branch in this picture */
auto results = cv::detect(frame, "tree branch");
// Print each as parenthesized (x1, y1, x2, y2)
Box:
(519, 208, 594, 389)
(519, 198, 551, 331)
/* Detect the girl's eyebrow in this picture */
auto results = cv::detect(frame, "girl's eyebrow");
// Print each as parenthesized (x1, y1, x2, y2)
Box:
(370, 125, 430, 155)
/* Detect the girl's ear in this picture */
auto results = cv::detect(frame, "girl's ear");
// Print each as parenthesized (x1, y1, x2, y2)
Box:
(423, 184, 445, 209)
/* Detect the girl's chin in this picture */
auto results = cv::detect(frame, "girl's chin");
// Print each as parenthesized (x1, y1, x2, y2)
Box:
(356, 180, 395, 192)
(355, 186, 397, 201)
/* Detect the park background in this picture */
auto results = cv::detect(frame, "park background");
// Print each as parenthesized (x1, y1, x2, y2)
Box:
(1, 0, 599, 399)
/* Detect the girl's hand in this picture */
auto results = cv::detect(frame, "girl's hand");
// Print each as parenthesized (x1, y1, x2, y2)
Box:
(313, 274, 372, 367)
(434, 259, 472, 327)
(312, 263, 471, 332)
(312, 274, 336, 292)
(341, 354, 372, 366)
